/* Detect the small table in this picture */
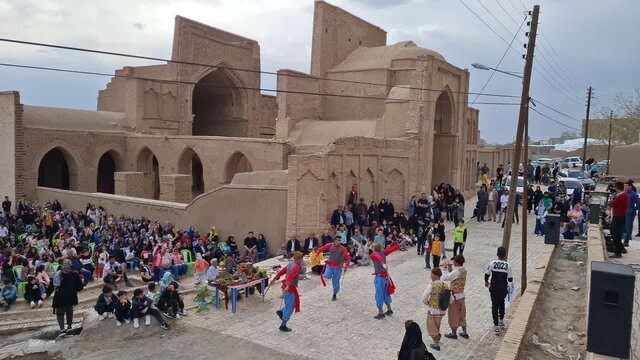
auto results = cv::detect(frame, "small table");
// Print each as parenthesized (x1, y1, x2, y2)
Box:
(214, 278, 268, 314)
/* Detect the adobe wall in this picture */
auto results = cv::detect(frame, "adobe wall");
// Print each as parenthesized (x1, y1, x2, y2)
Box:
(276, 69, 321, 138)
(610, 144, 640, 178)
(321, 68, 390, 121)
(36, 184, 288, 257)
(0, 92, 19, 203)
(285, 136, 415, 239)
(310, 1, 387, 78)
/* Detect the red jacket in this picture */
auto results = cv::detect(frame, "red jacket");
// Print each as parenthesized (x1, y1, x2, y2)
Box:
(610, 192, 629, 217)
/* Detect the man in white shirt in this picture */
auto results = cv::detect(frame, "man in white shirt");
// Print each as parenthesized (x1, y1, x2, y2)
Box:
(497, 192, 509, 223)
(0, 224, 8, 238)
(103, 255, 132, 289)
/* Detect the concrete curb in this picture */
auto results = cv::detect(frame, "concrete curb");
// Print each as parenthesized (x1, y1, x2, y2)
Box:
(493, 243, 556, 360)
(585, 224, 617, 360)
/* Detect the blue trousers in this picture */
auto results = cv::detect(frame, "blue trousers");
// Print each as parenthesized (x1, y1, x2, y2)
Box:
(374, 276, 391, 308)
(281, 292, 296, 321)
(625, 212, 636, 241)
(535, 219, 545, 235)
(323, 266, 342, 294)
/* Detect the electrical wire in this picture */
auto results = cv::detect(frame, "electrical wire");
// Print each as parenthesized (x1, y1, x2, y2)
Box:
(0, 37, 521, 100)
(471, 15, 526, 106)
(530, 107, 581, 131)
(0, 62, 523, 106)
(530, 98, 581, 122)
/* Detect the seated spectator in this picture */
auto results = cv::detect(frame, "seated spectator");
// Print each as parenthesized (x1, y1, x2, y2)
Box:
(0, 278, 17, 311)
(321, 230, 332, 246)
(243, 232, 258, 263)
(227, 236, 240, 257)
(562, 224, 575, 240)
(125, 245, 140, 271)
(24, 275, 44, 308)
(94, 285, 117, 320)
(194, 253, 208, 286)
(256, 234, 268, 262)
(224, 254, 237, 275)
(170, 248, 187, 280)
(284, 237, 301, 258)
(35, 264, 50, 298)
(103, 255, 132, 289)
(351, 229, 365, 245)
(139, 258, 153, 283)
(207, 258, 219, 285)
(158, 282, 186, 319)
(309, 248, 324, 274)
(569, 204, 585, 236)
(115, 290, 132, 327)
(146, 282, 159, 307)
(131, 288, 169, 330)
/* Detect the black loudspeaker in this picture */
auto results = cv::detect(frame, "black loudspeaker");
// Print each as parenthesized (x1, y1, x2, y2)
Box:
(587, 261, 635, 358)
(589, 203, 601, 224)
(544, 214, 560, 244)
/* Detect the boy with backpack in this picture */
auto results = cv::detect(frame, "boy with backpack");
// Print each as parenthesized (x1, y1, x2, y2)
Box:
(421, 267, 450, 351)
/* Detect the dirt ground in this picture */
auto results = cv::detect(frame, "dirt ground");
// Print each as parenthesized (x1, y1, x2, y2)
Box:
(520, 245, 588, 360)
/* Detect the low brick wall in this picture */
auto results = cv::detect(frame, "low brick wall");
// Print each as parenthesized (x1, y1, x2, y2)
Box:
(585, 224, 617, 360)
(494, 244, 556, 360)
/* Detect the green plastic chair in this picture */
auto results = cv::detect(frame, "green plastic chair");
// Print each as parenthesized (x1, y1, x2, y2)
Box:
(49, 262, 60, 275)
(12, 265, 27, 297)
(89, 243, 96, 258)
(180, 249, 195, 275)
(17, 233, 27, 242)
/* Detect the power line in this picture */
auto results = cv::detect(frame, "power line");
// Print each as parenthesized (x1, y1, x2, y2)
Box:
(533, 57, 582, 100)
(532, 66, 583, 105)
(530, 98, 581, 122)
(538, 33, 585, 89)
(471, 16, 527, 106)
(457, 0, 517, 51)
(494, 0, 522, 28)
(475, 0, 519, 38)
(535, 48, 584, 94)
(530, 107, 581, 131)
(0, 37, 521, 100)
(0, 62, 523, 106)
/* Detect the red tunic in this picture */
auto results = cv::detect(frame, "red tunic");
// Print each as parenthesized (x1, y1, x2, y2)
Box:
(274, 262, 301, 312)
(370, 244, 400, 295)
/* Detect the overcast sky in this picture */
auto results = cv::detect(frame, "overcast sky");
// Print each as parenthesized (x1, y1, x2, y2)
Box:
(0, 0, 637, 144)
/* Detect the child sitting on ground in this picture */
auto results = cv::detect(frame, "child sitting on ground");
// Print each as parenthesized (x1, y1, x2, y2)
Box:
(24, 275, 44, 309)
(194, 253, 208, 286)
(94, 285, 117, 320)
(146, 282, 159, 309)
(114, 290, 132, 327)
(0, 279, 17, 311)
(132, 288, 169, 330)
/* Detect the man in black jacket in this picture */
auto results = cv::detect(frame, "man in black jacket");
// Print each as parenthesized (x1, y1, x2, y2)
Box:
(303, 233, 320, 255)
(331, 206, 344, 229)
(285, 237, 301, 258)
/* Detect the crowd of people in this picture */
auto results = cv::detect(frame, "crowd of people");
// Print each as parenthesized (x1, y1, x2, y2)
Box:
(0, 195, 270, 334)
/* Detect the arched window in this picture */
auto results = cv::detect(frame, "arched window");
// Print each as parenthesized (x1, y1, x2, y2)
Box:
(38, 147, 77, 190)
(224, 151, 253, 184)
(96, 151, 122, 194)
(136, 147, 160, 200)
(178, 147, 205, 198)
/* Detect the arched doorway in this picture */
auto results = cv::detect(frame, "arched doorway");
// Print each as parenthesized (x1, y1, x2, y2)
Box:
(192, 68, 247, 137)
(136, 147, 160, 200)
(224, 151, 252, 184)
(96, 151, 118, 194)
(178, 148, 205, 199)
(432, 90, 455, 186)
(38, 147, 77, 190)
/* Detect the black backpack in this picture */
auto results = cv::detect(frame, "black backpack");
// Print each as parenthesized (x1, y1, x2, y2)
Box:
(438, 288, 451, 311)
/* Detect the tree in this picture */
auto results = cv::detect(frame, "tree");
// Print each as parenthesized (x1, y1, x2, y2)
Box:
(594, 88, 640, 145)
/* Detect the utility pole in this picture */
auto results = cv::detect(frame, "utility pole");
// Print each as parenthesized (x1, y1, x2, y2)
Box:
(502, 5, 540, 258)
(521, 103, 529, 295)
(606, 110, 613, 174)
(581, 86, 592, 171)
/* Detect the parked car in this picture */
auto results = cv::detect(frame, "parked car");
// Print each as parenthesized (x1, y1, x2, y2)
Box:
(558, 177, 584, 196)
(503, 176, 524, 194)
(559, 169, 596, 190)
(563, 156, 583, 168)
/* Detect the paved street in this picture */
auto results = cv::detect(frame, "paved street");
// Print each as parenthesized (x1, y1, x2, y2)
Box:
(190, 203, 546, 359)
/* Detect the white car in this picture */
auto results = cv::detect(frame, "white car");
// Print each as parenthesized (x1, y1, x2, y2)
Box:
(564, 156, 583, 169)
(503, 176, 524, 194)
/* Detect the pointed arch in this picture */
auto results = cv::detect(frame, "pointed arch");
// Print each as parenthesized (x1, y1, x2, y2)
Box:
(191, 63, 248, 137)
(361, 168, 375, 203)
(224, 151, 253, 184)
(37, 147, 79, 190)
(136, 146, 160, 200)
(177, 147, 205, 198)
(297, 170, 322, 229)
(96, 150, 123, 194)
(432, 86, 456, 186)
(328, 171, 341, 210)
(384, 169, 405, 211)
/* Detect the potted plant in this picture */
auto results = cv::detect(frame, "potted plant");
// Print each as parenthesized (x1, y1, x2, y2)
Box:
(194, 286, 212, 311)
